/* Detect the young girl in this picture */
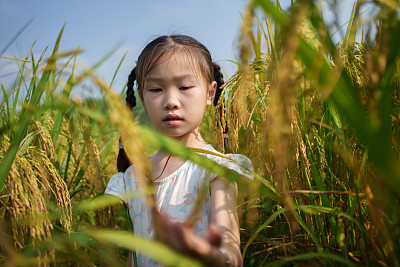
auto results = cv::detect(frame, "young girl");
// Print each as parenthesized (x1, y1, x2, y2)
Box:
(105, 35, 253, 267)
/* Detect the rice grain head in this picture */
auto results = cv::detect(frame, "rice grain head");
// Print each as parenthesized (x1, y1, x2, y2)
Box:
(33, 115, 57, 165)
(82, 126, 105, 195)
(1, 135, 53, 247)
(31, 148, 72, 232)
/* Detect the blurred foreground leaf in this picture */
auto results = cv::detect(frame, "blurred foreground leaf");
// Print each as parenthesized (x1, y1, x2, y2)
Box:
(90, 230, 203, 267)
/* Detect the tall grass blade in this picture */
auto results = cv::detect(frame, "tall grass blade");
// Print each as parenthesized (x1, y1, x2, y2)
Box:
(0, 25, 65, 190)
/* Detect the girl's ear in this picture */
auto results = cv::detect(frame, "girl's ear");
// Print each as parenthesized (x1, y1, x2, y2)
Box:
(206, 81, 217, 106)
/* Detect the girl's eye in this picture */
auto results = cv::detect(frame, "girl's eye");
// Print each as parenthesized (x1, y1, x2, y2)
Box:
(179, 86, 192, 91)
(149, 88, 162, 92)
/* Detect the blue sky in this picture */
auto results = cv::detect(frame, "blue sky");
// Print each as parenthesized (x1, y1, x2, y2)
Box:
(0, 0, 360, 98)
(1, 0, 250, 95)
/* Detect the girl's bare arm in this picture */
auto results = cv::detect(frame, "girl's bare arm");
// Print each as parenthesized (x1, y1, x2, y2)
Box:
(209, 177, 242, 267)
(153, 177, 242, 266)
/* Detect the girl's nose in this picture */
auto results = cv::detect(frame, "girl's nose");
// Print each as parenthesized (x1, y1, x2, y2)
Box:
(163, 90, 180, 110)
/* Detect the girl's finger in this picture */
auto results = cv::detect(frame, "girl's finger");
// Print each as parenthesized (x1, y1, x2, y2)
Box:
(205, 224, 222, 247)
(159, 214, 212, 257)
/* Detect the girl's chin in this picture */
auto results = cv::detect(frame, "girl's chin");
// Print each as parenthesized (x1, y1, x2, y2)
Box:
(163, 120, 183, 127)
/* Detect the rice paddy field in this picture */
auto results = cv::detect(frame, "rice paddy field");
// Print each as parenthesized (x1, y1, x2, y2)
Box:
(1, 0, 400, 266)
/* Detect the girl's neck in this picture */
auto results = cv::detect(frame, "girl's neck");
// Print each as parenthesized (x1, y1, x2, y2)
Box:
(172, 129, 208, 149)
(150, 133, 208, 181)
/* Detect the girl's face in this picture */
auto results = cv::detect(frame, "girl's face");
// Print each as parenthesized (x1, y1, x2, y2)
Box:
(142, 51, 216, 147)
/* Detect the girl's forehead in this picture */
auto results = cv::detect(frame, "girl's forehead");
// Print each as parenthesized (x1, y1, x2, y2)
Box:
(154, 51, 200, 71)
(145, 50, 208, 80)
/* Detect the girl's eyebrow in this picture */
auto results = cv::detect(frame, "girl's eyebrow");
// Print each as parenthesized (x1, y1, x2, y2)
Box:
(145, 74, 196, 83)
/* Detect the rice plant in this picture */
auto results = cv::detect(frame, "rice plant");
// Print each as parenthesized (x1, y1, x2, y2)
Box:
(216, 0, 400, 265)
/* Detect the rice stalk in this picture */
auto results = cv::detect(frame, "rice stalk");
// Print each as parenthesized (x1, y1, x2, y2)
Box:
(1, 135, 53, 249)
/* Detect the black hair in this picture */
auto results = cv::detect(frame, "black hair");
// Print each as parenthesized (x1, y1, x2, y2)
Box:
(117, 35, 225, 172)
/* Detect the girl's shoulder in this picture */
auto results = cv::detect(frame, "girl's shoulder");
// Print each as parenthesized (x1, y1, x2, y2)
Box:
(104, 165, 137, 199)
(200, 144, 254, 179)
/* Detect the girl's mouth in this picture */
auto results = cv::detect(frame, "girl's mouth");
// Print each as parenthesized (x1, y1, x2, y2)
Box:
(163, 114, 183, 126)
(163, 114, 183, 121)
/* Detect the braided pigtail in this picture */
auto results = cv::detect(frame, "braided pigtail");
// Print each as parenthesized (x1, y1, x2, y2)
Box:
(126, 67, 137, 109)
(212, 62, 231, 151)
(212, 62, 224, 106)
(117, 67, 137, 172)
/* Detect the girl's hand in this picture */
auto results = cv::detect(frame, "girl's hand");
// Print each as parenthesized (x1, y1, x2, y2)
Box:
(154, 178, 242, 266)
(155, 213, 229, 266)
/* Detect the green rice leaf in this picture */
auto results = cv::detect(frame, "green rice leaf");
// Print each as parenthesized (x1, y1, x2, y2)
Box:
(89, 230, 203, 267)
